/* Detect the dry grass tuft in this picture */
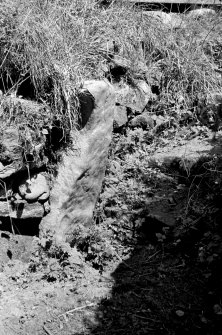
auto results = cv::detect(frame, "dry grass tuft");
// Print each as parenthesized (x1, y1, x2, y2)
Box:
(0, 0, 222, 129)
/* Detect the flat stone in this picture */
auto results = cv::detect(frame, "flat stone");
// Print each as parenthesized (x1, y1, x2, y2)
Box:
(148, 198, 181, 227)
(0, 201, 44, 219)
(148, 137, 214, 170)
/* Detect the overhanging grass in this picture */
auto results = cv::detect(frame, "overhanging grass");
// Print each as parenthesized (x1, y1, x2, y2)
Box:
(0, 0, 222, 130)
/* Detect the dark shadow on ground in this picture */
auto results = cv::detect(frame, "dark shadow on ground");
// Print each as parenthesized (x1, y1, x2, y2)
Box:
(78, 137, 222, 335)
(80, 237, 222, 335)
(0, 217, 40, 236)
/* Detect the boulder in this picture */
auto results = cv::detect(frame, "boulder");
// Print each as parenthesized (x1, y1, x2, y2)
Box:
(0, 201, 44, 219)
(115, 80, 152, 114)
(40, 80, 115, 244)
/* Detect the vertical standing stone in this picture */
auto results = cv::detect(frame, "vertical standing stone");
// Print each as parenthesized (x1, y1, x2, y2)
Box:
(40, 80, 115, 243)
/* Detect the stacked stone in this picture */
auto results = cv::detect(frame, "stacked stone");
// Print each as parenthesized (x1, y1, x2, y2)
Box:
(0, 98, 51, 220)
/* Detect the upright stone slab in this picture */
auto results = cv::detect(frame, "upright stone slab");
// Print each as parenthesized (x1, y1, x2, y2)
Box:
(40, 80, 115, 243)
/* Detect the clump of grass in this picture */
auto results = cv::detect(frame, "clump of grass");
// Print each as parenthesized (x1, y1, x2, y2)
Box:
(141, 9, 222, 113)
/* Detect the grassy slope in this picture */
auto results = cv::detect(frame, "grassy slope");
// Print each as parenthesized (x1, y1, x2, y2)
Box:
(0, 0, 222, 122)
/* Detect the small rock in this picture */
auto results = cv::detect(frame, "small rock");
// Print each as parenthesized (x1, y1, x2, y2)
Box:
(130, 113, 154, 129)
(175, 310, 185, 317)
(213, 304, 222, 315)
(103, 246, 114, 258)
(114, 105, 128, 128)
(111, 55, 131, 69)
(43, 201, 51, 214)
(200, 316, 208, 324)
(18, 173, 50, 202)
(69, 247, 83, 266)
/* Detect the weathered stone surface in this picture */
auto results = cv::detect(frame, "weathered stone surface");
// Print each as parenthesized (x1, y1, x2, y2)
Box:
(148, 138, 214, 171)
(114, 105, 128, 128)
(148, 197, 183, 227)
(18, 173, 50, 202)
(115, 80, 152, 113)
(40, 80, 115, 243)
(0, 201, 44, 218)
